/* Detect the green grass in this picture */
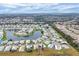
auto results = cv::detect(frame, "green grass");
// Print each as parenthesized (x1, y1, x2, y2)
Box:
(14, 28, 44, 37)
(1, 29, 7, 41)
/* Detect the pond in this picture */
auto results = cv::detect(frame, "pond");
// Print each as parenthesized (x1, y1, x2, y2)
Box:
(0, 31, 42, 41)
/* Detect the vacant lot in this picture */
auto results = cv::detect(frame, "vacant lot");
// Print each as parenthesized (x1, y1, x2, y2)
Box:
(0, 48, 78, 56)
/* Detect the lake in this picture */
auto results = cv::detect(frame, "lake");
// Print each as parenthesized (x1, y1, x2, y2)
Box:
(0, 31, 42, 41)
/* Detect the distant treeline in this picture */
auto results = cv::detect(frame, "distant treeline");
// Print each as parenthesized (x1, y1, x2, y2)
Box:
(0, 13, 77, 22)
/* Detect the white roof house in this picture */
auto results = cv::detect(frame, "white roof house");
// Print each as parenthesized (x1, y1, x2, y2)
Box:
(56, 39, 63, 42)
(0, 46, 5, 51)
(48, 44, 54, 48)
(11, 45, 19, 51)
(33, 44, 38, 50)
(55, 44, 62, 50)
(4, 46, 11, 52)
(19, 45, 25, 52)
(26, 44, 33, 49)
(61, 40, 68, 44)
(43, 44, 46, 48)
(0, 31, 3, 38)
(38, 43, 43, 47)
(26, 40, 30, 44)
(20, 40, 25, 44)
(37, 39, 41, 43)
(61, 44, 69, 49)
(1, 40, 8, 44)
(44, 40, 50, 45)
(7, 41, 13, 45)
(51, 38, 57, 41)
(28, 28, 33, 33)
(13, 41, 19, 44)
(32, 40, 37, 44)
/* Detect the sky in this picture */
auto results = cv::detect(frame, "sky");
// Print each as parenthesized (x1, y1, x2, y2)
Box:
(0, 0, 79, 14)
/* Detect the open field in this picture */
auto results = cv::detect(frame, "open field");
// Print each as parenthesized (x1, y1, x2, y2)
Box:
(0, 48, 78, 56)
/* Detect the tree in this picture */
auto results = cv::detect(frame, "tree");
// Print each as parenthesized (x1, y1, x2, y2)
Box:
(2, 29, 7, 41)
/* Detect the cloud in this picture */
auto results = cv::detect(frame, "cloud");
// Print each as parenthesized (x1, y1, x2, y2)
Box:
(0, 3, 79, 14)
